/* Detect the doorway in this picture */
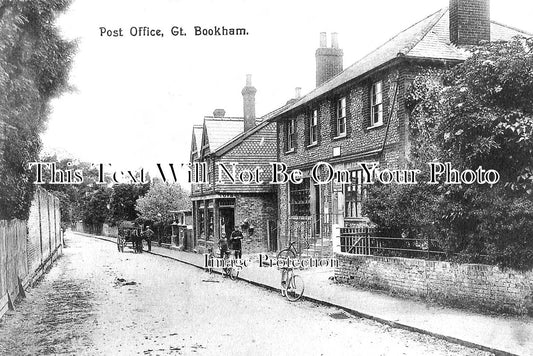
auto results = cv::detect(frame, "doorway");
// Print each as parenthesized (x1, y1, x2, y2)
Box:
(219, 208, 234, 238)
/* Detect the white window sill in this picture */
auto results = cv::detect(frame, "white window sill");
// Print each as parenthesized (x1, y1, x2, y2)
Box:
(306, 142, 318, 148)
(285, 148, 295, 154)
(333, 134, 347, 140)
(367, 122, 384, 130)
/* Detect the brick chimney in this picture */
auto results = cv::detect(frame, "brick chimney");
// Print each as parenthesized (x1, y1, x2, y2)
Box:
(449, 0, 490, 46)
(315, 32, 343, 87)
(213, 109, 225, 117)
(242, 74, 257, 131)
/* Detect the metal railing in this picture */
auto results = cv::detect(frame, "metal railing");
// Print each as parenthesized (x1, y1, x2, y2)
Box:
(340, 226, 447, 260)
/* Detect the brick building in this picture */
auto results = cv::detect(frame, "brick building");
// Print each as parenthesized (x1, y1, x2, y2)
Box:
(271, 0, 530, 256)
(190, 75, 288, 254)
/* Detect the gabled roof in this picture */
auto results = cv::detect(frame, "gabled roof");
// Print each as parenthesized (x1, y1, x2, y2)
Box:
(213, 103, 289, 156)
(203, 117, 244, 152)
(192, 125, 203, 153)
(278, 7, 531, 116)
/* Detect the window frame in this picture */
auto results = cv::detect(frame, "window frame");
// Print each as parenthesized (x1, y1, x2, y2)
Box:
(370, 81, 383, 128)
(309, 109, 318, 145)
(289, 178, 311, 217)
(343, 170, 367, 219)
(286, 118, 296, 152)
(335, 97, 347, 138)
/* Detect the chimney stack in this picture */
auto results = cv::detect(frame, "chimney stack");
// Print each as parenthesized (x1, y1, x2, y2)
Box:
(449, 0, 490, 46)
(315, 32, 343, 87)
(213, 109, 225, 118)
(242, 74, 257, 131)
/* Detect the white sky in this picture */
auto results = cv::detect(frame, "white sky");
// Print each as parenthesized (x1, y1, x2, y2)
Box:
(42, 0, 533, 185)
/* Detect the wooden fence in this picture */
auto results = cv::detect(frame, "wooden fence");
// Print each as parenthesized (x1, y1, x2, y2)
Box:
(0, 188, 62, 319)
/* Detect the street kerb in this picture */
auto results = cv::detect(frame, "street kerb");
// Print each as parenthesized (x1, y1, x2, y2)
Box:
(74, 231, 518, 356)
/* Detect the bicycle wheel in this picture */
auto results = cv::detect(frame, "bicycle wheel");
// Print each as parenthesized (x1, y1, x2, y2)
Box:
(276, 248, 296, 260)
(229, 267, 239, 280)
(285, 274, 304, 302)
(206, 254, 213, 274)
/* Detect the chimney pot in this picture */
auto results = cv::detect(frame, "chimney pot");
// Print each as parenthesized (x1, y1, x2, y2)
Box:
(331, 32, 339, 48)
(213, 109, 225, 118)
(295, 87, 301, 99)
(246, 74, 252, 86)
(319, 32, 327, 48)
(315, 32, 343, 87)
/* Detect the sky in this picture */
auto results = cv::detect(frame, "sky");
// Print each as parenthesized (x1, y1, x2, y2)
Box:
(42, 0, 533, 186)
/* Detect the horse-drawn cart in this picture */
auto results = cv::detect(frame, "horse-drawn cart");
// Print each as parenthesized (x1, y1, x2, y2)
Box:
(117, 221, 141, 252)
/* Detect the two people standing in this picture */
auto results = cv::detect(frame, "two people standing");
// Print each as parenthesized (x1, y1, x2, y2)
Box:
(218, 224, 243, 259)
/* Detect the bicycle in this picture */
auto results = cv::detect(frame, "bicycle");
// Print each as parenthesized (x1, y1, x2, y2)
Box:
(280, 267, 305, 302)
(223, 250, 239, 280)
(205, 248, 215, 274)
(276, 240, 310, 260)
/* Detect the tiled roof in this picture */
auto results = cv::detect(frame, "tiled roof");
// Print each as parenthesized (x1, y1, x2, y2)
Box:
(204, 117, 244, 152)
(279, 7, 531, 115)
(213, 103, 290, 156)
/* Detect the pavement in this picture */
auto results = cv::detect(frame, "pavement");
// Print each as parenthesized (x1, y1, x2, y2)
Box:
(2, 232, 493, 355)
(76, 231, 533, 356)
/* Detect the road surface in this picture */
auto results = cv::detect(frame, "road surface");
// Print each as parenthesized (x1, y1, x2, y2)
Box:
(0, 233, 490, 355)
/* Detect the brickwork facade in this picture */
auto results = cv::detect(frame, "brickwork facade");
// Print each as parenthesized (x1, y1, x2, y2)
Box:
(334, 253, 533, 315)
(191, 118, 278, 255)
(275, 65, 419, 252)
(234, 194, 277, 253)
(450, 0, 490, 46)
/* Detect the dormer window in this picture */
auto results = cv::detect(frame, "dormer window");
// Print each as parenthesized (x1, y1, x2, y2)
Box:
(336, 97, 346, 137)
(370, 81, 383, 127)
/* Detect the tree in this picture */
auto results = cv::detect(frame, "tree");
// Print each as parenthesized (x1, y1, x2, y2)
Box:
(108, 183, 150, 224)
(0, 0, 75, 220)
(39, 154, 103, 225)
(365, 37, 533, 269)
(135, 182, 191, 226)
(81, 186, 111, 227)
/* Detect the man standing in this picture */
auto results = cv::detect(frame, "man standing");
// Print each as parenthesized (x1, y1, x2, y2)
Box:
(143, 226, 154, 252)
(230, 225, 243, 259)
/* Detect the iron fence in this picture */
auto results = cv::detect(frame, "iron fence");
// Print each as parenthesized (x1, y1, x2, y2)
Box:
(340, 226, 447, 260)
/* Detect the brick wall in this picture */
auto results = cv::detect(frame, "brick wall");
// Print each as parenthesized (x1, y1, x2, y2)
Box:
(335, 253, 533, 315)
(278, 67, 403, 169)
(449, 0, 490, 46)
(234, 193, 277, 253)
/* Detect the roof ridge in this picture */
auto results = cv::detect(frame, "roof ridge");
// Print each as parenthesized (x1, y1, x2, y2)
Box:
(403, 7, 448, 56)
(204, 116, 243, 121)
(342, 8, 445, 73)
(290, 8, 447, 107)
(491, 20, 533, 37)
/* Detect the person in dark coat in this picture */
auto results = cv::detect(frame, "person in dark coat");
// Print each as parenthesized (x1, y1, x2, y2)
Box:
(143, 226, 154, 252)
(230, 226, 243, 259)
